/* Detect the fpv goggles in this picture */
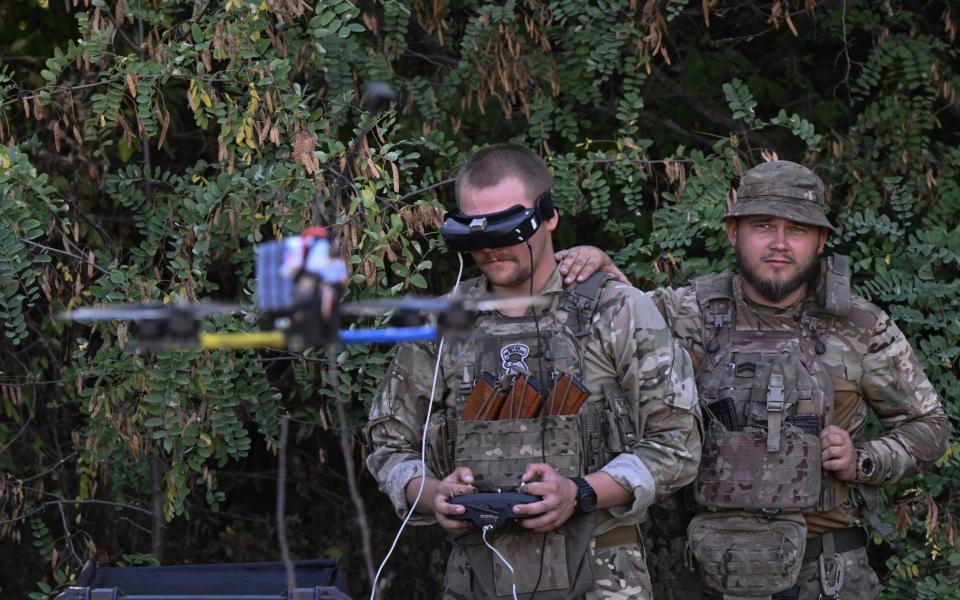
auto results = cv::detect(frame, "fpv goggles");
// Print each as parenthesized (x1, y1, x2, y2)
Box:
(440, 191, 555, 252)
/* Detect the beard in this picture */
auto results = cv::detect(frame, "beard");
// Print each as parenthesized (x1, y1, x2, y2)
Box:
(736, 244, 821, 304)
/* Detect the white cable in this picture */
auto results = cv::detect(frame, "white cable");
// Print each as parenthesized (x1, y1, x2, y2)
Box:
(482, 525, 519, 600)
(370, 252, 465, 599)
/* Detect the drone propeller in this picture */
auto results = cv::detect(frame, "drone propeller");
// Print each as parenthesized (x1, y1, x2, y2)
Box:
(61, 301, 243, 322)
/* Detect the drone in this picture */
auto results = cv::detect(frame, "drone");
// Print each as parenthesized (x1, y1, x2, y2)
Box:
(61, 227, 545, 351)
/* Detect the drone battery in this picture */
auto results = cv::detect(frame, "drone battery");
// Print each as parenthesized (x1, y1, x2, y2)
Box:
(255, 239, 295, 313)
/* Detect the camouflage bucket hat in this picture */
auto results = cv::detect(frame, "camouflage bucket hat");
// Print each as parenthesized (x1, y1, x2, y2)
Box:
(724, 160, 836, 232)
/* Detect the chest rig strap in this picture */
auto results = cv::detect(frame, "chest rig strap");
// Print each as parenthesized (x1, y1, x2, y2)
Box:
(799, 303, 837, 429)
(766, 369, 785, 452)
(693, 272, 735, 355)
(559, 272, 612, 337)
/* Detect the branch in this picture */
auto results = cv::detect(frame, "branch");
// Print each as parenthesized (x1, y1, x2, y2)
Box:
(398, 177, 456, 203)
(834, 0, 855, 102)
(0, 417, 31, 455)
(328, 343, 376, 589)
(57, 501, 83, 566)
(650, 67, 788, 158)
(17, 452, 78, 483)
(276, 416, 296, 590)
(21, 240, 111, 276)
(639, 113, 720, 149)
(149, 453, 166, 561)
(0, 497, 155, 526)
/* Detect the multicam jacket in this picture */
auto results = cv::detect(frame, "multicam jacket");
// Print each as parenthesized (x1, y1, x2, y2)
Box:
(365, 267, 701, 591)
(650, 273, 949, 535)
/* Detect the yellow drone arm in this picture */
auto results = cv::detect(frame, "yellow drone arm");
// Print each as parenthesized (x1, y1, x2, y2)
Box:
(199, 331, 287, 350)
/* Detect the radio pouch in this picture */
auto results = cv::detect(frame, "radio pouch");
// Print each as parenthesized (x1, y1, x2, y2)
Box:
(454, 513, 596, 599)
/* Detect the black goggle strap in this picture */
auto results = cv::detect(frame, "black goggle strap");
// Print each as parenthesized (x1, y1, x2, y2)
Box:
(532, 190, 554, 221)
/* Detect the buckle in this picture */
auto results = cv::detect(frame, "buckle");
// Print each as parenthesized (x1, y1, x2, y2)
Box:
(766, 372, 785, 413)
(617, 414, 637, 445)
(802, 313, 827, 332)
(706, 310, 731, 329)
(818, 553, 844, 599)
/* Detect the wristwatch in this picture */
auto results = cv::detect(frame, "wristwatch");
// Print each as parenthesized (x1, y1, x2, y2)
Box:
(856, 448, 876, 481)
(570, 477, 598, 514)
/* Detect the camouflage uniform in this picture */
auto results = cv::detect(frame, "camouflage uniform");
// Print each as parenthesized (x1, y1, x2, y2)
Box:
(366, 267, 702, 599)
(652, 275, 948, 599)
(650, 161, 949, 600)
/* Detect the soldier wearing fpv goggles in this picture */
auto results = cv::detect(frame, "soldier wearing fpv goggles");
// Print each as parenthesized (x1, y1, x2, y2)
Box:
(365, 143, 702, 599)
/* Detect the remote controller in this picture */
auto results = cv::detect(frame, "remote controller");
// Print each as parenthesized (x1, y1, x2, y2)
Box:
(448, 491, 540, 528)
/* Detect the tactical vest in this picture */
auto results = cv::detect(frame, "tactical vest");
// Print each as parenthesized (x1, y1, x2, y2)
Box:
(444, 272, 632, 489)
(692, 266, 850, 513)
(687, 257, 853, 598)
(439, 272, 634, 599)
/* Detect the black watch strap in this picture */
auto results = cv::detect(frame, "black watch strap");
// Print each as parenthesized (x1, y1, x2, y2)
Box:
(571, 476, 598, 514)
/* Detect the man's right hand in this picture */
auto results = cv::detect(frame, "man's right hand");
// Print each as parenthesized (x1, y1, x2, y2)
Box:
(407, 468, 477, 534)
(556, 246, 629, 285)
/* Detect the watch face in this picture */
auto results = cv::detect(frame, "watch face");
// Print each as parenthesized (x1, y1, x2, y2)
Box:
(858, 451, 875, 478)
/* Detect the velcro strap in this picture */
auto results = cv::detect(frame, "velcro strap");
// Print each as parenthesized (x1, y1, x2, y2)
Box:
(603, 383, 637, 447)
(803, 527, 867, 561)
(766, 372, 785, 452)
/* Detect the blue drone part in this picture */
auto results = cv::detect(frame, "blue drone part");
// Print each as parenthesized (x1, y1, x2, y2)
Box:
(339, 325, 437, 344)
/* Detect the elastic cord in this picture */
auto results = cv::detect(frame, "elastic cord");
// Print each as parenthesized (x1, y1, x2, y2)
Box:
(525, 241, 548, 600)
(369, 252, 465, 599)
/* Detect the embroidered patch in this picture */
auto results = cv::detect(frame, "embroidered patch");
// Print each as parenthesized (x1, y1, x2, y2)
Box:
(500, 343, 530, 374)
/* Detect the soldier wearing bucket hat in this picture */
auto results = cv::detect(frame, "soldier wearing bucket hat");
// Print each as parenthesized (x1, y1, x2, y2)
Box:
(557, 160, 948, 600)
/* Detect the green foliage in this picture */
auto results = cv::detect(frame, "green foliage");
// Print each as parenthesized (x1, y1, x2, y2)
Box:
(0, 0, 958, 598)
(723, 78, 760, 127)
(0, 145, 62, 344)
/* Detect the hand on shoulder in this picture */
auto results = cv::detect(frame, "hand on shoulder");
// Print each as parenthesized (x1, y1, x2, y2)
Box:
(556, 246, 630, 285)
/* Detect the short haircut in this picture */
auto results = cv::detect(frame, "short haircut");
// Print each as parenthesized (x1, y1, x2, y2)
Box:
(455, 143, 552, 204)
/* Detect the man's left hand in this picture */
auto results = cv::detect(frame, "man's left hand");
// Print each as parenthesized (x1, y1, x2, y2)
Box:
(512, 463, 578, 533)
(820, 425, 857, 481)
